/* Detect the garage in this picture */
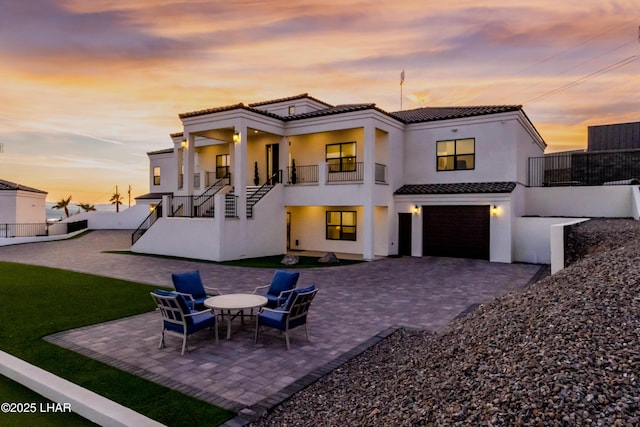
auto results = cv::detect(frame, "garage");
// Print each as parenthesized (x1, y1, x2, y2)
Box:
(422, 205, 490, 260)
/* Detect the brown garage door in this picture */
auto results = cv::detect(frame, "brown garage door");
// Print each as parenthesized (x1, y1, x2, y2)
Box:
(423, 205, 490, 260)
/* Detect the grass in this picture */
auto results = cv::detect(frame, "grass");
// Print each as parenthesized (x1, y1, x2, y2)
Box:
(0, 261, 234, 426)
(104, 251, 364, 268)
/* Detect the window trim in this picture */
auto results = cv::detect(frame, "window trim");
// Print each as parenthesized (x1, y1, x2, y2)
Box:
(326, 210, 357, 241)
(326, 141, 357, 173)
(436, 138, 475, 171)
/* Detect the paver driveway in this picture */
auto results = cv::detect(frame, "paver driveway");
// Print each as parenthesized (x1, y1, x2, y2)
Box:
(0, 230, 545, 423)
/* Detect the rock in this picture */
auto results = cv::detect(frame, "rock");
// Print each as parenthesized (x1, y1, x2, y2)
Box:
(281, 254, 299, 265)
(250, 219, 640, 427)
(318, 252, 339, 264)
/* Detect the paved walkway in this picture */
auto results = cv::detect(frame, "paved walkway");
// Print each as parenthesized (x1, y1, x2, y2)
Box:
(0, 231, 545, 424)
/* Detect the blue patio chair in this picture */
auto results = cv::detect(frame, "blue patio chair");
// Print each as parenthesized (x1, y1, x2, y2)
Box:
(254, 285, 318, 350)
(252, 269, 300, 308)
(150, 290, 218, 355)
(171, 270, 222, 310)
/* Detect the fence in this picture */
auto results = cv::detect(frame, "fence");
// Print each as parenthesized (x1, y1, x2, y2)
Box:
(529, 149, 640, 187)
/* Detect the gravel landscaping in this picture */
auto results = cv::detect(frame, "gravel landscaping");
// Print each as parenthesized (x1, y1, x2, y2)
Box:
(251, 218, 640, 426)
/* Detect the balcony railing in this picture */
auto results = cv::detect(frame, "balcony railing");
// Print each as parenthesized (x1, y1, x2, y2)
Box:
(327, 162, 364, 182)
(287, 164, 319, 184)
(286, 162, 387, 184)
(529, 149, 640, 187)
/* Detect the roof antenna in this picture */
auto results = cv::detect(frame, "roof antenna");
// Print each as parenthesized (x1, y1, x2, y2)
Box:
(400, 70, 405, 110)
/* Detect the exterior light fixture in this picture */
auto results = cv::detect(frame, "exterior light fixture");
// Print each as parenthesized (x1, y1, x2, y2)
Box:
(233, 132, 240, 143)
(413, 205, 420, 215)
(491, 205, 498, 216)
(181, 140, 188, 149)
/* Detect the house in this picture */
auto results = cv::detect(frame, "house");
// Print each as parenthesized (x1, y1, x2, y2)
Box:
(0, 179, 47, 224)
(132, 94, 548, 263)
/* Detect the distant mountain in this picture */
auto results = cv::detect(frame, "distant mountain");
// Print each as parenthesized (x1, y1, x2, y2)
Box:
(46, 202, 128, 220)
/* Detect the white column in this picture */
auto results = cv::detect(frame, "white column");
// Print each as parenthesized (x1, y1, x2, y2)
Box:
(183, 133, 195, 195)
(362, 121, 376, 260)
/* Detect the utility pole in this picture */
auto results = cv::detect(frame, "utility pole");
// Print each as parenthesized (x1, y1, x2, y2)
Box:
(128, 184, 131, 207)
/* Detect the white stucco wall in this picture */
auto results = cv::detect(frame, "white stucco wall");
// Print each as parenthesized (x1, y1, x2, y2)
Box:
(513, 217, 586, 264)
(0, 190, 46, 224)
(67, 204, 151, 229)
(403, 112, 543, 186)
(525, 186, 636, 217)
(148, 151, 177, 194)
(0, 193, 17, 223)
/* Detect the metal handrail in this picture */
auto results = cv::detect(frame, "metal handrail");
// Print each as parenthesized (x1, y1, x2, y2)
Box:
(131, 202, 162, 245)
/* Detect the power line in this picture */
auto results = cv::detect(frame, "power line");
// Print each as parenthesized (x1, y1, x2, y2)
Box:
(525, 55, 639, 104)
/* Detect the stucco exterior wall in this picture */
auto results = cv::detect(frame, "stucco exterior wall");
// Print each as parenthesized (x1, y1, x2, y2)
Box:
(525, 186, 636, 217)
(0, 190, 46, 223)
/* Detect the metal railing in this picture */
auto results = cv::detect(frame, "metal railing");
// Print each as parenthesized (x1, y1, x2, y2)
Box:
(1, 220, 87, 238)
(529, 149, 640, 187)
(131, 203, 162, 245)
(287, 164, 318, 184)
(327, 161, 364, 182)
(247, 172, 279, 217)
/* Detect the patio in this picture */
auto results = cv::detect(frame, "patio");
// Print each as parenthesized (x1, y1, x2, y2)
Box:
(36, 235, 544, 423)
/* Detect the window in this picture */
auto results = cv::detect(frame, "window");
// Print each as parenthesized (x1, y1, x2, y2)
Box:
(326, 142, 356, 172)
(216, 154, 230, 178)
(153, 167, 161, 185)
(326, 211, 357, 241)
(288, 105, 296, 115)
(437, 138, 475, 171)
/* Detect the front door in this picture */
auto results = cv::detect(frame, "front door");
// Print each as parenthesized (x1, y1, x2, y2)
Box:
(398, 213, 412, 256)
(266, 144, 280, 184)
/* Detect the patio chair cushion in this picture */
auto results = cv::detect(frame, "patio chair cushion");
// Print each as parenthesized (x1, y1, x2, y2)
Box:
(267, 270, 300, 297)
(152, 289, 191, 314)
(164, 310, 215, 334)
(282, 284, 316, 311)
(260, 285, 317, 330)
(172, 270, 207, 299)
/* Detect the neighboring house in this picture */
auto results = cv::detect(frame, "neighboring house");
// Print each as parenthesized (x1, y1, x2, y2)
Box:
(133, 94, 548, 263)
(0, 179, 47, 224)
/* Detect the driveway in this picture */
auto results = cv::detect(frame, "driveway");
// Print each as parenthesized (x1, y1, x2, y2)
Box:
(0, 230, 545, 423)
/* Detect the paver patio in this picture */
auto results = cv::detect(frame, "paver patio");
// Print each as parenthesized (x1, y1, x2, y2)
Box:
(0, 231, 545, 423)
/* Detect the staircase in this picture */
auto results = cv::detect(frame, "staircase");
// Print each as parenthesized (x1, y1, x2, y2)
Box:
(225, 184, 274, 218)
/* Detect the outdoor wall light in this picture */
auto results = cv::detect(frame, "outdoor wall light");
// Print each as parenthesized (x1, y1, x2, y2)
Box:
(413, 205, 420, 215)
(491, 205, 498, 216)
(181, 140, 188, 149)
(233, 132, 240, 143)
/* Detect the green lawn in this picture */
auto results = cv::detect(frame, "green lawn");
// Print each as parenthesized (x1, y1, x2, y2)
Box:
(0, 261, 233, 426)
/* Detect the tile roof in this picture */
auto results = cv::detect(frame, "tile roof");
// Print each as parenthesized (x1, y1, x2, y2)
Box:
(394, 182, 517, 195)
(179, 103, 283, 120)
(147, 148, 174, 156)
(249, 93, 332, 108)
(390, 105, 522, 123)
(135, 192, 173, 200)
(285, 104, 377, 120)
(177, 95, 523, 124)
(0, 179, 47, 194)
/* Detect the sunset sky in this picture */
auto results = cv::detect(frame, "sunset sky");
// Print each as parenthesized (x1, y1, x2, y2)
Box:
(1, 0, 638, 204)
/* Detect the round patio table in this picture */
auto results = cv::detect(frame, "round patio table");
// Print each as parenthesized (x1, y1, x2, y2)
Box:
(204, 294, 268, 340)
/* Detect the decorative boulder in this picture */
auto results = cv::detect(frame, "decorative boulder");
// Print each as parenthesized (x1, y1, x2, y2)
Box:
(281, 254, 299, 265)
(318, 252, 340, 264)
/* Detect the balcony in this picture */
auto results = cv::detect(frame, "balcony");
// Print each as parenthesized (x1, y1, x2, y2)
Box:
(286, 162, 387, 185)
(528, 149, 640, 187)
